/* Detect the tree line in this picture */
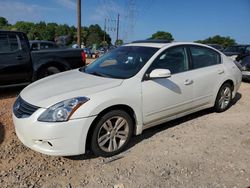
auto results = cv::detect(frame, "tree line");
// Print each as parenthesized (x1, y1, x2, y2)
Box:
(149, 31, 236, 48)
(0, 17, 111, 47)
(1, 17, 237, 48)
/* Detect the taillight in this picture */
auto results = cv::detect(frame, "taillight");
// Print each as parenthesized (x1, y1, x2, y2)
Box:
(81, 51, 86, 65)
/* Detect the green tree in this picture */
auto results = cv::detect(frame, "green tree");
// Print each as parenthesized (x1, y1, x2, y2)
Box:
(115, 39, 123, 46)
(0, 17, 111, 46)
(81, 26, 89, 46)
(12, 21, 35, 34)
(150, 31, 174, 42)
(195, 35, 236, 48)
(86, 24, 104, 47)
(0, 17, 8, 27)
(45, 23, 58, 41)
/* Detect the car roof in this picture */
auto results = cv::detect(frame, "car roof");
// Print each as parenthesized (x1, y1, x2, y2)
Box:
(125, 41, 213, 49)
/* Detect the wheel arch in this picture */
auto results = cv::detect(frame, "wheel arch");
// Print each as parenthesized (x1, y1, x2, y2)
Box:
(213, 79, 234, 105)
(85, 104, 137, 152)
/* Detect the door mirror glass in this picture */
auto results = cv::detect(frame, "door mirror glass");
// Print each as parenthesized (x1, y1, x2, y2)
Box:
(149, 69, 171, 79)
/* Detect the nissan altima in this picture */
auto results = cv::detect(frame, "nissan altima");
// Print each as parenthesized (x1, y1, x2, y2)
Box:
(13, 41, 242, 157)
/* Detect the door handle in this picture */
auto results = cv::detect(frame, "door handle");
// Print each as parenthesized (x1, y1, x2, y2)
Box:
(184, 79, 193, 85)
(16, 55, 23, 60)
(217, 69, 224, 74)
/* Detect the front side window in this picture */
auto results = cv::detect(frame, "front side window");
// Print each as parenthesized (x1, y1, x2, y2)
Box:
(148, 46, 189, 74)
(83, 46, 158, 79)
(31, 43, 39, 50)
(190, 46, 221, 69)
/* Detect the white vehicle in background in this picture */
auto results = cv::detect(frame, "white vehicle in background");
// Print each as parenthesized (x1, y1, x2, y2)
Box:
(13, 40, 242, 157)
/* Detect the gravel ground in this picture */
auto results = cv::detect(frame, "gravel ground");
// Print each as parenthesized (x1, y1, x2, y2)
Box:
(0, 81, 250, 188)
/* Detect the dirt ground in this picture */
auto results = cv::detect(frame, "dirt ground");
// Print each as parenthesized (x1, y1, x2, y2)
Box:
(0, 81, 250, 188)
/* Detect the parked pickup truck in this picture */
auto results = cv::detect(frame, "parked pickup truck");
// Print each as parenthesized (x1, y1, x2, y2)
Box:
(0, 30, 86, 88)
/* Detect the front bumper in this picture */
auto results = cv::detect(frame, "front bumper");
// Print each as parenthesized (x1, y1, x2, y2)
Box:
(13, 108, 96, 156)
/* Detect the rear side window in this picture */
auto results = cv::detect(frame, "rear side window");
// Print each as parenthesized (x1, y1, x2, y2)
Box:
(8, 34, 19, 51)
(190, 46, 221, 69)
(0, 33, 19, 53)
(0, 34, 10, 53)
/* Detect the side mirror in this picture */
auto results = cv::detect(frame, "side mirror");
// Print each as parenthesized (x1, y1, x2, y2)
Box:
(149, 69, 171, 79)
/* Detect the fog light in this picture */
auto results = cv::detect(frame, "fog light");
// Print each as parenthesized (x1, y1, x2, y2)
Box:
(34, 140, 53, 147)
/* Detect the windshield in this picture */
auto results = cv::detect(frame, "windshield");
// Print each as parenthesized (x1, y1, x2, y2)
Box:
(83, 46, 158, 79)
(224, 46, 245, 53)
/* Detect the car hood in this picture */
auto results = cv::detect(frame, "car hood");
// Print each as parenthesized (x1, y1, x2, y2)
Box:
(20, 69, 123, 108)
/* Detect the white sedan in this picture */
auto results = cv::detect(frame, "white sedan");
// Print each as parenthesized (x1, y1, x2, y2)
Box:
(13, 41, 242, 157)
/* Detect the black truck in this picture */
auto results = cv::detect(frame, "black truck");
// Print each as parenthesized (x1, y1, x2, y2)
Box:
(0, 30, 86, 88)
(223, 45, 250, 61)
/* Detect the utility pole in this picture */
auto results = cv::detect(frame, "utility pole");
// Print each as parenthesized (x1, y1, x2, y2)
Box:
(103, 18, 107, 43)
(116, 13, 120, 44)
(77, 0, 81, 47)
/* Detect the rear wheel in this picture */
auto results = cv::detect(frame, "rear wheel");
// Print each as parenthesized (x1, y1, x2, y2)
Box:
(214, 83, 233, 112)
(91, 110, 133, 157)
(38, 66, 61, 79)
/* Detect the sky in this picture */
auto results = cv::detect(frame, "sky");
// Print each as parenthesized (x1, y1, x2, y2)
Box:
(0, 0, 249, 44)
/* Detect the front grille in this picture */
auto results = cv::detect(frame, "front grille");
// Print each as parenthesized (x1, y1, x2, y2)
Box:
(13, 97, 40, 118)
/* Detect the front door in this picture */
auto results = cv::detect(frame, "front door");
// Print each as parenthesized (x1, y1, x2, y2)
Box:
(142, 46, 193, 126)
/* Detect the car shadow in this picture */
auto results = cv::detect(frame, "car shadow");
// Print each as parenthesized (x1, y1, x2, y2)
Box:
(0, 122, 5, 145)
(242, 79, 250, 84)
(127, 108, 214, 150)
(231, 92, 242, 105)
(67, 92, 242, 161)
(128, 92, 242, 150)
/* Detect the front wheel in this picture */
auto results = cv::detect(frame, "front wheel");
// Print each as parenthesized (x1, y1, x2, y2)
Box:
(91, 110, 133, 157)
(214, 83, 233, 112)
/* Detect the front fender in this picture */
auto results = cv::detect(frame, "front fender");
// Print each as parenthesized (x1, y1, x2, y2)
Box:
(70, 81, 144, 135)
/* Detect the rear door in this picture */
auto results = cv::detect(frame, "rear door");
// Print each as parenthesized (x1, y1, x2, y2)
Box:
(187, 45, 224, 107)
(0, 32, 32, 86)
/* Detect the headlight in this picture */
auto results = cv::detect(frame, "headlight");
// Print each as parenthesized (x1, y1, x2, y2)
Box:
(38, 97, 89, 122)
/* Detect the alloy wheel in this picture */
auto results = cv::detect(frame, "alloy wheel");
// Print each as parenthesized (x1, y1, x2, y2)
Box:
(97, 116, 129, 152)
(218, 86, 232, 110)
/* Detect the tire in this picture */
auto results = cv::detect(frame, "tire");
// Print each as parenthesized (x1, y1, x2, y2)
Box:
(91, 110, 133, 157)
(214, 83, 233, 112)
(38, 66, 61, 79)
